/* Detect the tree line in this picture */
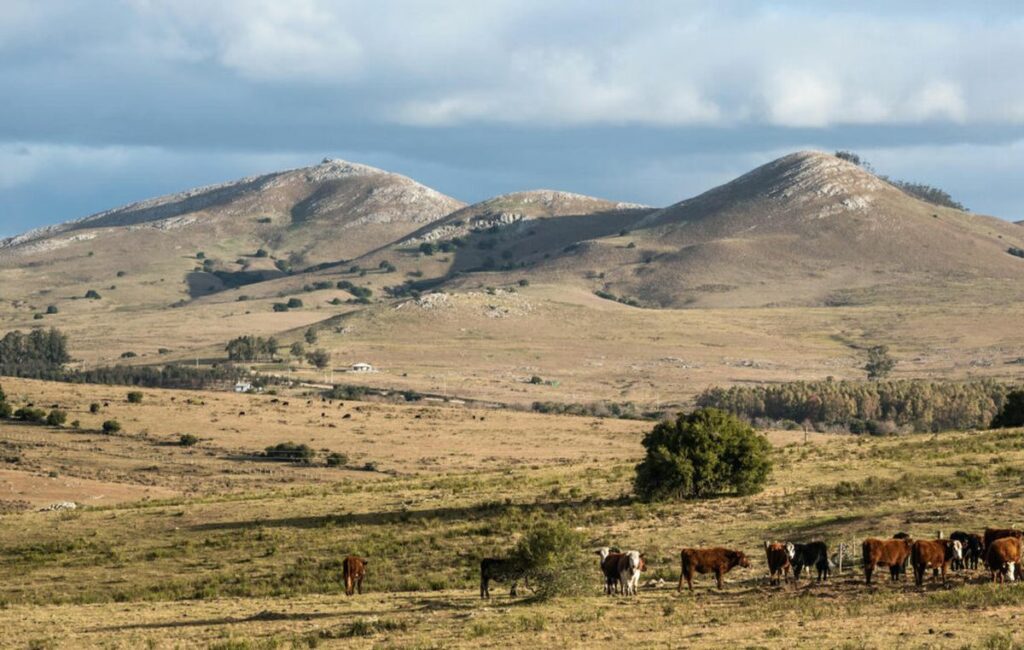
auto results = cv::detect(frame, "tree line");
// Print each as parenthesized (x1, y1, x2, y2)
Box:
(696, 379, 1014, 432)
(0, 328, 70, 375)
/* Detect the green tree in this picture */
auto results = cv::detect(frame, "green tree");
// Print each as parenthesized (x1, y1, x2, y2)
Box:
(865, 345, 896, 380)
(304, 328, 318, 345)
(46, 409, 68, 426)
(992, 390, 1024, 429)
(307, 349, 331, 369)
(290, 342, 305, 358)
(127, 391, 143, 404)
(634, 408, 772, 500)
(102, 420, 121, 434)
(419, 242, 435, 256)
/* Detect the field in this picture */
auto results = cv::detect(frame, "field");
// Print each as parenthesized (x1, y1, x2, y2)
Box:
(3, 378, 1024, 648)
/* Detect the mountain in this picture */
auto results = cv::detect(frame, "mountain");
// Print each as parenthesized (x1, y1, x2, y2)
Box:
(500, 151, 1024, 308)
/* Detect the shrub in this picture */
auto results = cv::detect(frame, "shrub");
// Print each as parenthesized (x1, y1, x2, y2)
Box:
(512, 521, 588, 600)
(84, 290, 101, 300)
(264, 442, 314, 462)
(255, 248, 269, 258)
(518, 279, 530, 287)
(992, 390, 1024, 428)
(304, 328, 318, 344)
(126, 391, 144, 404)
(1009, 247, 1024, 259)
(120, 351, 137, 359)
(326, 452, 348, 467)
(634, 408, 772, 500)
(272, 303, 289, 312)
(46, 409, 67, 427)
(530, 375, 544, 384)
(0, 402, 13, 419)
(287, 298, 304, 309)
(102, 420, 122, 435)
(290, 342, 305, 358)
(14, 407, 46, 423)
(179, 433, 199, 447)
(865, 345, 896, 380)
(307, 349, 331, 369)
(46, 305, 59, 314)
(419, 242, 436, 256)
(89, 403, 101, 414)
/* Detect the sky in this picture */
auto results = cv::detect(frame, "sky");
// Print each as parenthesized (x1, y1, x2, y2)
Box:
(2, 0, 1023, 237)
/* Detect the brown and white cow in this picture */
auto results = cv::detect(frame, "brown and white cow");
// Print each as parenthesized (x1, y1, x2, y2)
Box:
(678, 547, 750, 591)
(618, 550, 646, 596)
(984, 527, 1023, 551)
(862, 538, 913, 584)
(986, 537, 1023, 584)
(764, 541, 794, 586)
(910, 539, 962, 586)
(343, 555, 367, 596)
(596, 547, 623, 595)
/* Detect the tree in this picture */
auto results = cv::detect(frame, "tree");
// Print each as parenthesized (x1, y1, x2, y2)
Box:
(510, 521, 588, 600)
(14, 407, 46, 423)
(634, 408, 772, 500)
(865, 345, 896, 380)
(255, 248, 269, 258)
(307, 349, 331, 369)
(179, 433, 200, 446)
(46, 305, 59, 314)
(287, 298, 304, 309)
(225, 335, 278, 362)
(90, 403, 101, 414)
(419, 242, 436, 256)
(46, 409, 67, 427)
(84, 289, 101, 299)
(127, 391, 144, 404)
(992, 390, 1024, 429)
(304, 328, 318, 345)
(102, 420, 122, 434)
(0, 402, 13, 419)
(290, 342, 305, 358)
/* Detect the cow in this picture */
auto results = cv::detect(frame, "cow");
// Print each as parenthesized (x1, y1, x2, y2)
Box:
(790, 541, 830, 582)
(596, 547, 623, 595)
(984, 527, 1023, 551)
(862, 538, 913, 584)
(949, 531, 984, 571)
(618, 551, 646, 596)
(986, 537, 1023, 584)
(910, 539, 962, 587)
(342, 555, 367, 596)
(678, 547, 750, 591)
(764, 541, 794, 586)
(480, 558, 525, 599)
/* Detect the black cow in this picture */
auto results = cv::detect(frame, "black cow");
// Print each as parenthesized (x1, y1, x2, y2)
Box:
(950, 531, 984, 571)
(791, 541, 830, 581)
(480, 558, 527, 599)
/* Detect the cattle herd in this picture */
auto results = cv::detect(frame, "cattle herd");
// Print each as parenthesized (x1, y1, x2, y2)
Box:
(340, 527, 1024, 599)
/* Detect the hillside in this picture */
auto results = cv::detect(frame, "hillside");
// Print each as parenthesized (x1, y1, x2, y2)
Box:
(501, 152, 1024, 308)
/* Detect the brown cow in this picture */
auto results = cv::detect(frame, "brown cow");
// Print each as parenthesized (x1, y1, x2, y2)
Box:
(862, 538, 913, 584)
(984, 527, 1023, 551)
(910, 539, 962, 586)
(596, 547, 623, 595)
(342, 555, 367, 596)
(764, 541, 794, 586)
(678, 547, 750, 591)
(986, 537, 1023, 584)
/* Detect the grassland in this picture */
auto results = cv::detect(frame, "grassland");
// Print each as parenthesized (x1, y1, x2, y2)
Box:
(3, 378, 1024, 648)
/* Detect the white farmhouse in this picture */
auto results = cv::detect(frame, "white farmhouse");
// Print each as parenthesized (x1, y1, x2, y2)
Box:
(350, 362, 375, 373)
(234, 381, 253, 393)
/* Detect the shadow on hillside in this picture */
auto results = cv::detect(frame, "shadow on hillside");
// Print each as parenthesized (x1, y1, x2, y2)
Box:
(190, 495, 636, 532)
(88, 610, 339, 632)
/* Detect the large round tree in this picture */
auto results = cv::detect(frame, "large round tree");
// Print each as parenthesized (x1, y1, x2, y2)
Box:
(634, 408, 772, 500)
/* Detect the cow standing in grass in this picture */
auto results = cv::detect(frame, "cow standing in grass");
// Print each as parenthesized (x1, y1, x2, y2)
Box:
(480, 558, 525, 599)
(862, 538, 913, 584)
(596, 547, 623, 595)
(910, 539, 962, 587)
(790, 541, 830, 582)
(764, 541, 794, 586)
(949, 531, 984, 571)
(678, 547, 750, 591)
(618, 551, 646, 596)
(343, 555, 367, 596)
(986, 537, 1023, 584)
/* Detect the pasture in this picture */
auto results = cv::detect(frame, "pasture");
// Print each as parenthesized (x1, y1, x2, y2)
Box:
(2, 378, 1024, 648)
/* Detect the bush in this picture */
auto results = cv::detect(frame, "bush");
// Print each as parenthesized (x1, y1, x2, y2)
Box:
(992, 390, 1024, 428)
(84, 290, 101, 299)
(530, 375, 544, 384)
(290, 342, 305, 358)
(102, 420, 121, 435)
(14, 407, 46, 423)
(518, 279, 529, 287)
(46, 409, 67, 427)
(1008, 247, 1024, 259)
(326, 452, 348, 467)
(89, 403, 101, 414)
(287, 298, 304, 309)
(126, 391, 144, 404)
(634, 408, 772, 500)
(419, 242, 435, 256)
(272, 303, 289, 312)
(179, 433, 199, 447)
(307, 349, 331, 369)
(511, 521, 588, 600)
(120, 351, 137, 359)
(304, 328, 318, 344)
(0, 401, 12, 419)
(255, 248, 269, 258)
(264, 442, 314, 462)
(46, 305, 59, 314)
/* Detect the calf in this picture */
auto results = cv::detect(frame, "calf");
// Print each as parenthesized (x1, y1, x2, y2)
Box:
(678, 547, 750, 591)
(949, 531, 984, 571)
(618, 551, 646, 596)
(986, 537, 1023, 584)
(596, 547, 623, 595)
(862, 538, 913, 584)
(790, 541, 830, 582)
(480, 558, 524, 599)
(342, 555, 367, 596)
(911, 539, 962, 586)
(764, 541, 794, 586)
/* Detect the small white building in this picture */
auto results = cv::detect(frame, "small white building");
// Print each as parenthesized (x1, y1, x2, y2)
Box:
(234, 381, 253, 393)
(350, 362, 375, 373)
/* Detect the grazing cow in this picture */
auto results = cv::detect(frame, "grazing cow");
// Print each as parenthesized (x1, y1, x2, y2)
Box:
(678, 547, 750, 591)
(910, 539, 962, 586)
(791, 541, 831, 582)
(342, 555, 367, 596)
(949, 531, 984, 571)
(984, 527, 1023, 551)
(480, 558, 524, 599)
(986, 537, 1023, 584)
(764, 541, 794, 586)
(862, 538, 913, 584)
(596, 547, 623, 595)
(618, 551, 646, 596)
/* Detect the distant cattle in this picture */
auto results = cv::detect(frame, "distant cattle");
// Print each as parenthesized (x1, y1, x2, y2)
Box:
(910, 539, 962, 586)
(480, 558, 525, 599)
(596, 547, 623, 595)
(764, 541, 794, 586)
(862, 538, 913, 584)
(949, 531, 984, 571)
(790, 541, 830, 582)
(984, 527, 1023, 551)
(986, 537, 1023, 584)
(618, 551, 646, 596)
(678, 547, 750, 591)
(342, 555, 367, 596)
